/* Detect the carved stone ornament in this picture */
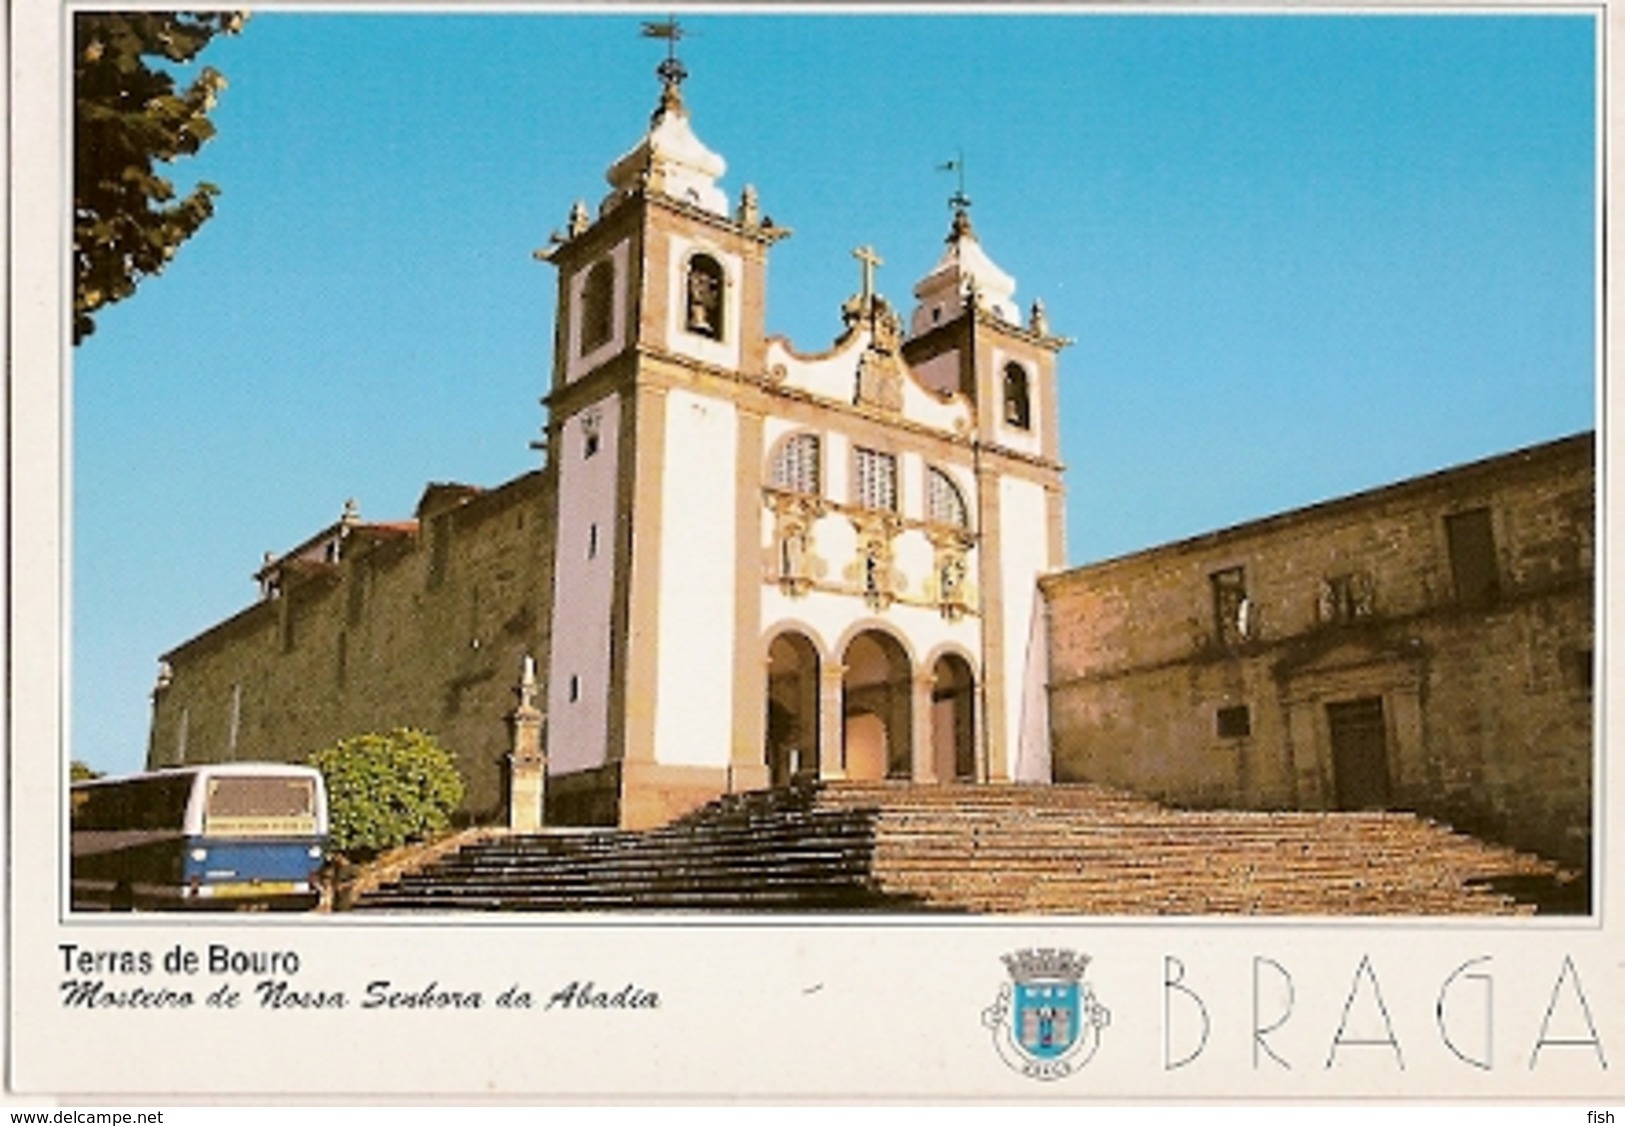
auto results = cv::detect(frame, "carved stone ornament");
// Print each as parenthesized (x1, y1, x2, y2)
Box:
(766, 492, 827, 596)
(846, 513, 904, 611)
(737, 183, 761, 228)
(927, 528, 977, 621)
(568, 200, 590, 238)
(1318, 571, 1377, 625)
(854, 346, 906, 414)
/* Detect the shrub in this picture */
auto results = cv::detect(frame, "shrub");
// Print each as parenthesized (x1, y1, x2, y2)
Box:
(307, 728, 465, 857)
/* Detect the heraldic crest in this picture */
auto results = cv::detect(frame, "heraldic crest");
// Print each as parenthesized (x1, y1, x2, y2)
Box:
(983, 947, 1111, 1080)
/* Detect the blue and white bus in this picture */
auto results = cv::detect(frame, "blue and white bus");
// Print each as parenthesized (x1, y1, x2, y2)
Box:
(71, 764, 328, 911)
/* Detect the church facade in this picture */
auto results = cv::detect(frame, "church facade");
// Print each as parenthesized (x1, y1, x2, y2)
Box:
(145, 63, 1066, 829)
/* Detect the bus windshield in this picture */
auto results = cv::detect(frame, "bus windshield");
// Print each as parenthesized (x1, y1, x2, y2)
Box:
(203, 775, 318, 836)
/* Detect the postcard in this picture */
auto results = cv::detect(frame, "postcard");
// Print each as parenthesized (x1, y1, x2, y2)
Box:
(9, 1, 1621, 1103)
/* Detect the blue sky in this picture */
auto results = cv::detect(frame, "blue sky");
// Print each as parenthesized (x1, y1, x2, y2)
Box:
(70, 10, 1598, 776)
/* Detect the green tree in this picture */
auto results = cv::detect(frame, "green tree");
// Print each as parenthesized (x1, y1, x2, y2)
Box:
(69, 760, 103, 782)
(73, 11, 245, 343)
(307, 729, 466, 857)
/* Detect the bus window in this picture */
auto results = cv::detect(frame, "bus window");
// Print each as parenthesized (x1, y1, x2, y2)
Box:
(204, 775, 317, 836)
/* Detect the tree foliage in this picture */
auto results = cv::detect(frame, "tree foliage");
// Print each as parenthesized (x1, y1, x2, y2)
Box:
(73, 11, 245, 343)
(307, 729, 466, 857)
(69, 760, 103, 782)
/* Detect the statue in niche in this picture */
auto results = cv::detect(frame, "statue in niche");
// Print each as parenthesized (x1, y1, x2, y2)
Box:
(769, 497, 823, 596)
(861, 542, 895, 613)
(930, 532, 974, 621)
(851, 513, 903, 610)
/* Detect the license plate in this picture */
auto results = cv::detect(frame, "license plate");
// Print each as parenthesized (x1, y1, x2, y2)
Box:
(212, 880, 302, 898)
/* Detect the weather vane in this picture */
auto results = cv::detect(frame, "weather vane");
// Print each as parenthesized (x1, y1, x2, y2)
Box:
(642, 16, 688, 90)
(937, 151, 972, 213)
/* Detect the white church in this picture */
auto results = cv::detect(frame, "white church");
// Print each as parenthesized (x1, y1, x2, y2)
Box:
(532, 46, 1068, 825)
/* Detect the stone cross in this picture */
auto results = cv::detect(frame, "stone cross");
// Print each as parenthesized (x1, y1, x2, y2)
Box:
(853, 245, 884, 304)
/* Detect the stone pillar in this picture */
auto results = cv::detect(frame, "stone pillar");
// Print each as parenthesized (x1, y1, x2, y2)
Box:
(911, 671, 937, 783)
(818, 664, 847, 780)
(506, 654, 547, 832)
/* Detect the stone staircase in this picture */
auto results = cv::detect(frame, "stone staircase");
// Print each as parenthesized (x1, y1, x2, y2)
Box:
(351, 793, 907, 912)
(351, 781, 1583, 915)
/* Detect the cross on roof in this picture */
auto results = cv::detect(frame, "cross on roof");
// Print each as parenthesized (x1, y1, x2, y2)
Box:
(939, 154, 973, 214)
(853, 245, 884, 302)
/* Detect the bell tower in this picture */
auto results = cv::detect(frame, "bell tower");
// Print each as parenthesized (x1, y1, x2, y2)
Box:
(536, 26, 788, 827)
(902, 201, 1068, 782)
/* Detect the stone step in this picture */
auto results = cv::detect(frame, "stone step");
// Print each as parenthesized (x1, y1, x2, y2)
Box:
(347, 779, 1578, 915)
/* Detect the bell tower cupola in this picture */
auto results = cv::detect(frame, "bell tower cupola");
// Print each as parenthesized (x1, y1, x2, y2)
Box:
(909, 206, 1020, 337)
(602, 49, 729, 218)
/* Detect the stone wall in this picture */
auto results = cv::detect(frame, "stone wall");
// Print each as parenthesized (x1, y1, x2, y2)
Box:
(148, 470, 556, 820)
(1042, 433, 1595, 868)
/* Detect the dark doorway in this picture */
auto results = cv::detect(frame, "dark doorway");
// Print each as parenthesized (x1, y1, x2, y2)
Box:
(1327, 696, 1391, 810)
(842, 630, 913, 781)
(931, 654, 976, 782)
(766, 632, 820, 786)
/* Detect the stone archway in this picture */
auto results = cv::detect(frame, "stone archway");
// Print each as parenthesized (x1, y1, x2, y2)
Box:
(842, 630, 913, 781)
(765, 631, 820, 787)
(931, 652, 977, 782)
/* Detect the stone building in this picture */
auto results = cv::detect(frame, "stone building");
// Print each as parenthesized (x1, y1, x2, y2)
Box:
(146, 56, 1067, 828)
(144, 51, 1594, 870)
(1042, 432, 1595, 869)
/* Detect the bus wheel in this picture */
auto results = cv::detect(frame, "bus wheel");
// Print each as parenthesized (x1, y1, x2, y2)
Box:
(110, 883, 135, 912)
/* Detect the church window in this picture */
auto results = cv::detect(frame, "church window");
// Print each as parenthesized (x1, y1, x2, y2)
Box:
(1210, 566, 1249, 647)
(1446, 507, 1499, 607)
(854, 447, 898, 512)
(588, 523, 599, 560)
(579, 259, 615, 356)
(568, 675, 581, 703)
(1003, 363, 1032, 430)
(770, 433, 821, 495)
(582, 411, 602, 459)
(685, 254, 726, 340)
(926, 466, 969, 528)
(1216, 704, 1251, 739)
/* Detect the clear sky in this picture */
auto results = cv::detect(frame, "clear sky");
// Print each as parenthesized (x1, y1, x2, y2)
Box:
(69, 9, 1598, 777)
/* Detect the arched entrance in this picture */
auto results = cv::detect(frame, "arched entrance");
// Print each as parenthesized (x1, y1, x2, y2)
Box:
(931, 653, 977, 782)
(765, 632, 820, 787)
(842, 630, 913, 781)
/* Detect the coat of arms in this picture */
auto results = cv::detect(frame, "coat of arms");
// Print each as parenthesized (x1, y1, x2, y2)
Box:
(983, 947, 1111, 1080)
